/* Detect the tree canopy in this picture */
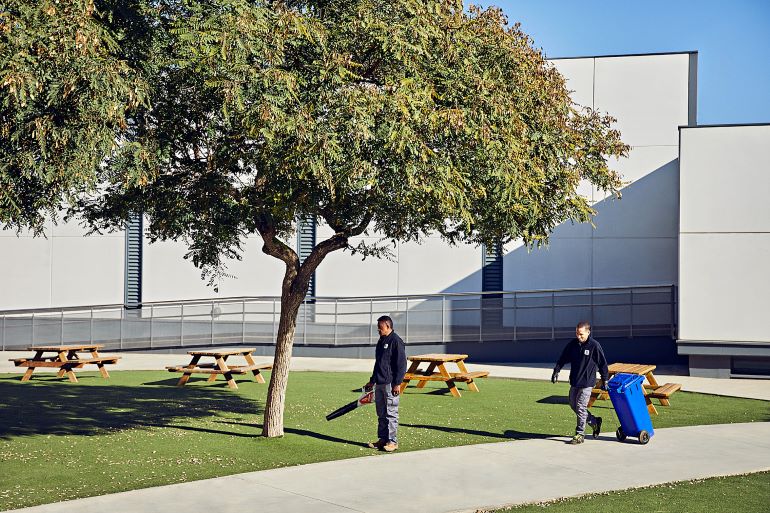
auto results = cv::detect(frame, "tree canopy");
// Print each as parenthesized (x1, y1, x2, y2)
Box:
(0, 0, 147, 232)
(11, 0, 629, 436)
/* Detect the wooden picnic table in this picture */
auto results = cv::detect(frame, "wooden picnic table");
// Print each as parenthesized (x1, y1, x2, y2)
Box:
(9, 344, 121, 382)
(166, 348, 272, 389)
(588, 362, 682, 415)
(399, 353, 489, 398)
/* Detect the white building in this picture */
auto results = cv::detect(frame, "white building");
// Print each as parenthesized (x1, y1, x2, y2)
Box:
(1, 51, 768, 377)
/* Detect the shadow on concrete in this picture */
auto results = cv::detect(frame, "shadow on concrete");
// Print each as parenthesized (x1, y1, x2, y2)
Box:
(0, 379, 262, 440)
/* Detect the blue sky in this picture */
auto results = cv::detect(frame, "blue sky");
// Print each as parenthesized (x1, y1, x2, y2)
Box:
(481, 0, 770, 125)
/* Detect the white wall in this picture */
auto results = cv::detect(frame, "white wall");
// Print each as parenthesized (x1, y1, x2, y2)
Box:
(679, 125, 770, 343)
(503, 53, 693, 291)
(0, 218, 124, 310)
(0, 52, 695, 309)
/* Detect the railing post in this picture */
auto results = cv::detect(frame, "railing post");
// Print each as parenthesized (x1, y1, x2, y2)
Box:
(551, 292, 555, 341)
(478, 295, 482, 343)
(272, 298, 277, 344)
(180, 304, 184, 347)
(60, 310, 64, 345)
(513, 292, 517, 342)
(303, 300, 307, 346)
(1, 315, 5, 351)
(242, 300, 246, 345)
(369, 298, 373, 345)
(210, 301, 215, 345)
(149, 305, 154, 349)
(405, 296, 409, 344)
(119, 307, 124, 350)
(31, 312, 35, 346)
(671, 285, 676, 339)
(89, 308, 94, 345)
(333, 298, 338, 346)
(441, 295, 446, 343)
(629, 289, 634, 338)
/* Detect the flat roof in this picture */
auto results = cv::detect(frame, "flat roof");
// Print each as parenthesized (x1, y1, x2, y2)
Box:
(679, 122, 770, 129)
(549, 50, 697, 61)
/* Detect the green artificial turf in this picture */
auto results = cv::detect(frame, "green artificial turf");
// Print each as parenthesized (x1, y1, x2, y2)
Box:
(489, 471, 770, 512)
(0, 370, 768, 510)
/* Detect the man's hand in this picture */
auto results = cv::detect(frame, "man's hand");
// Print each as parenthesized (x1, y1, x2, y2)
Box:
(600, 379, 608, 391)
(391, 385, 401, 396)
(551, 370, 559, 384)
(364, 382, 373, 392)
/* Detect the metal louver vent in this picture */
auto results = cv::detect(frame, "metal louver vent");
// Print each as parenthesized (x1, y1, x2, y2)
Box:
(482, 243, 503, 292)
(297, 216, 316, 298)
(124, 212, 143, 309)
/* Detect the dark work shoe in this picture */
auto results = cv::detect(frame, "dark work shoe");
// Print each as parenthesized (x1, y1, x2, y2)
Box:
(592, 417, 603, 439)
(569, 434, 585, 445)
(367, 440, 386, 449)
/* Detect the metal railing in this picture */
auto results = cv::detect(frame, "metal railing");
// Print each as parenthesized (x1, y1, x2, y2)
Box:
(0, 285, 676, 351)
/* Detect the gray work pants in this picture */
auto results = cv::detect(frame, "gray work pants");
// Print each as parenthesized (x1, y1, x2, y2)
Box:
(569, 386, 599, 435)
(375, 384, 399, 443)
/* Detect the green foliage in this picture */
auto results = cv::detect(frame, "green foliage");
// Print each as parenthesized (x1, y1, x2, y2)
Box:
(74, 0, 627, 282)
(0, 0, 147, 232)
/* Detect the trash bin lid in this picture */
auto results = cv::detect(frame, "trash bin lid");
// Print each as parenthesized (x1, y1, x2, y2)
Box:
(607, 372, 645, 392)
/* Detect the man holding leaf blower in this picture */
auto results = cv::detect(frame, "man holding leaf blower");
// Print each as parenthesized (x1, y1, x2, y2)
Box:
(364, 315, 407, 452)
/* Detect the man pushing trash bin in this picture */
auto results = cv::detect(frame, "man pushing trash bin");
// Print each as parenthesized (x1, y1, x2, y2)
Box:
(552, 321, 609, 444)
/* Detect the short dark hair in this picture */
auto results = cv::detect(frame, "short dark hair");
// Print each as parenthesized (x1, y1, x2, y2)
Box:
(577, 321, 591, 331)
(377, 315, 393, 329)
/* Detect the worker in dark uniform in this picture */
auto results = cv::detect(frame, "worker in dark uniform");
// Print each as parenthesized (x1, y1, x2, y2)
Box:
(552, 321, 609, 444)
(364, 315, 407, 452)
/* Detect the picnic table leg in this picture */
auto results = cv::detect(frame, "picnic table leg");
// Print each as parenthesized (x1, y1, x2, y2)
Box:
(215, 357, 238, 389)
(416, 363, 436, 389)
(399, 361, 421, 393)
(207, 355, 229, 382)
(437, 363, 461, 398)
(456, 360, 480, 392)
(177, 355, 201, 386)
(20, 351, 43, 382)
(643, 371, 670, 406)
(90, 349, 111, 379)
(243, 353, 266, 383)
(58, 351, 78, 383)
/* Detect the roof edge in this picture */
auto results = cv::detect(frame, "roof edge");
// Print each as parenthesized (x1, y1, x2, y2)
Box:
(549, 50, 697, 61)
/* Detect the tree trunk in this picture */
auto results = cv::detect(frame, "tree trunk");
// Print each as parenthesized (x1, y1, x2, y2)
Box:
(261, 290, 304, 437)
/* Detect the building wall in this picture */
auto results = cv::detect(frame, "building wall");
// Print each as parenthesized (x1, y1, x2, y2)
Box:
(502, 53, 693, 292)
(0, 52, 694, 310)
(678, 125, 770, 344)
(0, 219, 124, 310)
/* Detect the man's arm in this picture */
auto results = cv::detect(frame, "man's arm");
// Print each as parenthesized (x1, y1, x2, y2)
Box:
(594, 342, 609, 383)
(391, 338, 407, 393)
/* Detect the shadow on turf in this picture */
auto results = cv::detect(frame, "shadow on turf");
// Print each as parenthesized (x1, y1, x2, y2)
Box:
(209, 419, 369, 447)
(0, 377, 263, 440)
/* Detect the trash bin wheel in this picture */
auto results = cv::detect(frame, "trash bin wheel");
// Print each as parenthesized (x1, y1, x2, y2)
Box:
(639, 430, 650, 445)
(616, 427, 626, 441)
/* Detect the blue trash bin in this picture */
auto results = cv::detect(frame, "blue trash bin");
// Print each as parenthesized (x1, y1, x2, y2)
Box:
(607, 373, 654, 444)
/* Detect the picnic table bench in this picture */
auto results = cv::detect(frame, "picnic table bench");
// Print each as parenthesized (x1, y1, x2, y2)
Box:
(588, 362, 682, 415)
(399, 353, 489, 398)
(9, 344, 121, 382)
(166, 348, 272, 389)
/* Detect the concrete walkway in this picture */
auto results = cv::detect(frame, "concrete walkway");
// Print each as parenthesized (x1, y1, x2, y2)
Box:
(7, 422, 770, 513)
(3, 352, 770, 513)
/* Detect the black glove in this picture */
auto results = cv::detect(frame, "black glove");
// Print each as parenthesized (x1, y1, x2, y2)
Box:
(600, 379, 608, 391)
(364, 382, 374, 392)
(551, 369, 559, 384)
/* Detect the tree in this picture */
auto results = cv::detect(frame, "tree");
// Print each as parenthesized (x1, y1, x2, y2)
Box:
(0, 0, 147, 232)
(77, 0, 628, 437)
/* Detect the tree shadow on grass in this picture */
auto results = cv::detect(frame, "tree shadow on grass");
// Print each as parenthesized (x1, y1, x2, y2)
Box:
(212, 419, 369, 447)
(142, 376, 261, 388)
(400, 423, 563, 443)
(0, 378, 263, 440)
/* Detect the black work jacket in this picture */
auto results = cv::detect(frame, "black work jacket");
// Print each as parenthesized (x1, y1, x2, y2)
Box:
(554, 336, 609, 388)
(370, 332, 407, 386)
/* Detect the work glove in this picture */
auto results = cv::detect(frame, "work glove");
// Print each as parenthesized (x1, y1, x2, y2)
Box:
(364, 382, 373, 392)
(600, 379, 608, 391)
(551, 369, 559, 384)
